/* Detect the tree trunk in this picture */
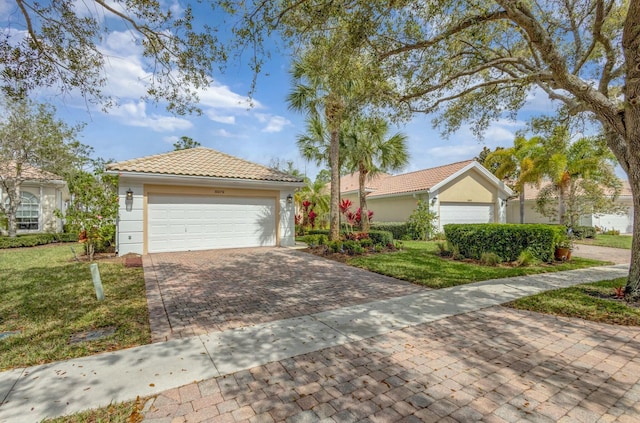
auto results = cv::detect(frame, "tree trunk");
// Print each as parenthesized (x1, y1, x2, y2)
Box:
(558, 183, 567, 226)
(359, 166, 369, 232)
(329, 128, 341, 241)
(625, 170, 640, 300)
(519, 189, 525, 224)
(6, 182, 20, 237)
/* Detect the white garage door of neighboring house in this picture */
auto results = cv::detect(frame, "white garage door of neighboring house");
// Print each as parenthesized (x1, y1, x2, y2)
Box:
(593, 209, 633, 234)
(147, 194, 277, 253)
(439, 203, 495, 228)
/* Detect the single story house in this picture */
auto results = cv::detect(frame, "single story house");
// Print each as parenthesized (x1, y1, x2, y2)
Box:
(340, 160, 514, 231)
(0, 162, 69, 234)
(506, 181, 634, 234)
(106, 147, 304, 255)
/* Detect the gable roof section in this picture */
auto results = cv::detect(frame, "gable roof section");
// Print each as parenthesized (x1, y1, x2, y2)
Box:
(340, 172, 390, 194)
(107, 147, 304, 183)
(0, 161, 64, 181)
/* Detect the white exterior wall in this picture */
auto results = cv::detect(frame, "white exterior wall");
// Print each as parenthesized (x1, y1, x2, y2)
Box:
(279, 189, 296, 247)
(116, 182, 144, 255)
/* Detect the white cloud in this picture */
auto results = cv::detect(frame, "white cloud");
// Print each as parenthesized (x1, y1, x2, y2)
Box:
(163, 135, 179, 144)
(205, 111, 236, 124)
(255, 113, 291, 133)
(199, 83, 257, 110)
(111, 101, 192, 131)
(214, 129, 235, 137)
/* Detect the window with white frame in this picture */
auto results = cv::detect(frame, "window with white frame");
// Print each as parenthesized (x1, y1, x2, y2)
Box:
(7, 192, 40, 230)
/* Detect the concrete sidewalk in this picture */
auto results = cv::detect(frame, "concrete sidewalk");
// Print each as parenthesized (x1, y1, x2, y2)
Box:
(0, 264, 630, 422)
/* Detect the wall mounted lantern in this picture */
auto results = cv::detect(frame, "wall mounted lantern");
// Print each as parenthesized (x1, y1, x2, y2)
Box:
(125, 188, 134, 212)
(286, 194, 293, 204)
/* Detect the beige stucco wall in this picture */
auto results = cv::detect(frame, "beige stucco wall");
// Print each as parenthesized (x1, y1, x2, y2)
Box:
(340, 193, 427, 223)
(438, 171, 497, 203)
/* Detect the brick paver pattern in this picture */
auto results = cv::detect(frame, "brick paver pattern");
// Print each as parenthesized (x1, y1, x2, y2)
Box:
(144, 248, 425, 341)
(143, 307, 640, 422)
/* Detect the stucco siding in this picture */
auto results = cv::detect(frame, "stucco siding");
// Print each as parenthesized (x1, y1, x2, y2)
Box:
(438, 171, 496, 203)
(116, 181, 144, 255)
(367, 195, 426, 222)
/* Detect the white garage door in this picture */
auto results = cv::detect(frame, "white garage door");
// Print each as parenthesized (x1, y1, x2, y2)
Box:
(593, 208, 633, 234)
(147, 194, 276, 253)
(439, 203, 495, 229)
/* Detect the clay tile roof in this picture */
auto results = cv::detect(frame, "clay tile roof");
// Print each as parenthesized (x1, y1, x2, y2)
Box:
(107, 147, 304, 183)
(339, 172, 391, 193)
(0, 161, 64, 181)
(368, 160, 475, 197)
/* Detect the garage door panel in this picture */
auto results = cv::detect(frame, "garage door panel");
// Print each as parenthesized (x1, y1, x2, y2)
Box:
(440, 203, 494, 228)
(147, 194, 276, 253)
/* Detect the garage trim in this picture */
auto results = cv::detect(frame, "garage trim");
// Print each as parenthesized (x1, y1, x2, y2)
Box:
(143, 184, 280, 254)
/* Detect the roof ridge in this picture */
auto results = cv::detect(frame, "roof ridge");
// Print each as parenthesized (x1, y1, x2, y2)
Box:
(383, 159, 474, 179)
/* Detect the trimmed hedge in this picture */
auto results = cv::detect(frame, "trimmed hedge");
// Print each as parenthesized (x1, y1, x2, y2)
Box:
(0, 233, 79, 249)
(572, 226, 596, 239)
(370, 222, 409, 240)
(444, 223, 565, 262)
(368, 230, 394, 246)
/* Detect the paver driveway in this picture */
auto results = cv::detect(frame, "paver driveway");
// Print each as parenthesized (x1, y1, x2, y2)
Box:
(143, 248, 425, 342)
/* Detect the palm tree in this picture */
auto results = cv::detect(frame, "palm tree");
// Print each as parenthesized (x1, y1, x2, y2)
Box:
(534, 126, 618, 226)
(287, 53, 362, 240)
(484, 135, 542, 223)
(343, 117, 409, 232)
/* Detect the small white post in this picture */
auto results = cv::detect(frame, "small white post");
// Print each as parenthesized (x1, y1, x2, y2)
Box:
(90, 263, 105, 301)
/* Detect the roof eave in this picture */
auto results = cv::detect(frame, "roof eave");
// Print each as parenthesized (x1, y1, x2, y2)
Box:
(107, 170, 305, 188)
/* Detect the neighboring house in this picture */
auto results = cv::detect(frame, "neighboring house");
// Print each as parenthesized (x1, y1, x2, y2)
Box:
(340, 160, 514, 231)
(506, 181, 634, 234)
(106, 147, 304, 255)
(0, 162, 69, 234)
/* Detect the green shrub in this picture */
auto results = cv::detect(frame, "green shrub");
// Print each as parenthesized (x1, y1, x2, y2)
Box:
(0, 232, 78, 249)
(436, 242, 451, 257)
(444, 223, 564, 263)
(480, 252, 502, 266)
(516, 249, 539, 267)
(307, 229, 330, 236)
(327, 240, 343, 253)
(451, 245, 464, 260)
(359, 238, 373, 248)
(368, 230, 394, 246)
(406, 200, 438, 240)
(572, 226, 596, 239)
(370, 222, 409, 240)
(342, 240, 364, 255)
(604, 229, 620, 235)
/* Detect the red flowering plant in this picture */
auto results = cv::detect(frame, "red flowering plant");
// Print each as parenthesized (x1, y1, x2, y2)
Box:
(339, 199, 374, 233)
(296, 199, 320, 235)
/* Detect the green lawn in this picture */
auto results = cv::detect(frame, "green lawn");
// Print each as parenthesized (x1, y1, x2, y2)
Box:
(576, 234, 632, 249)
(0, 244, 150, 370)
(507, 278, 640, 326)
(348, 241, 609, 289)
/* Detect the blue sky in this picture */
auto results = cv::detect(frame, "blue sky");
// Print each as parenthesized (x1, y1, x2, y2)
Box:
(2, 0, 562, 180)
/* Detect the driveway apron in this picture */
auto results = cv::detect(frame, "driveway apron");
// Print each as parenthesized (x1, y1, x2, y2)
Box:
(143, 248, 425, 342)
